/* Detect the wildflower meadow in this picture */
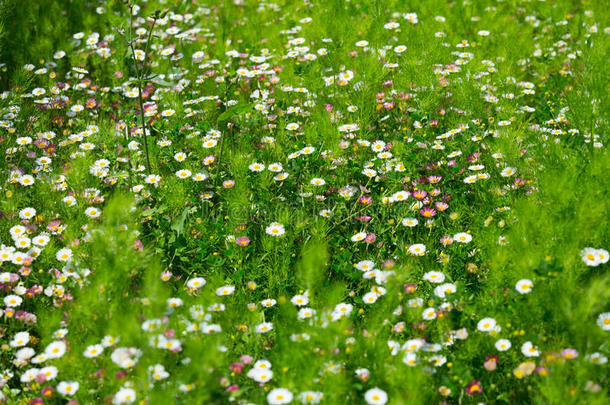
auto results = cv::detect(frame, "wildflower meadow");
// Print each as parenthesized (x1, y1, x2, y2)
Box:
(0, 0, 608, 404)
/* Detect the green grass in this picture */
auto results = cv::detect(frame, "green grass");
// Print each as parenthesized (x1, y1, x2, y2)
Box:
(0, 0, 608, 404)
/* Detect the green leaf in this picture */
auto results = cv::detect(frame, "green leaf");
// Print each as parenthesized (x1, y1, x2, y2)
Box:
(216, 104, 251, 126)
(171, 207, 190, 237)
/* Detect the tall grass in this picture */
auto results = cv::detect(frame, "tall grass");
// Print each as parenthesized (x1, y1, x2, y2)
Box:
(0, 0, 608, 404)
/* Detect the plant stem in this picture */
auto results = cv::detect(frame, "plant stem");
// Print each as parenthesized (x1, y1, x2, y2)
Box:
(127, 3, 156, 174)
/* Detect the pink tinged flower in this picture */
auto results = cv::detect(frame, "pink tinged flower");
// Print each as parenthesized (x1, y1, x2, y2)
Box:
(467, 153, 480, 162)
(404, 284, 417, 294)
(42, 385, 54, 397)
(132, 240, 144, 252)
(440, 236, 453, 246)
(47, 220, 62, 231)
(365, 233, 377, 244)
(222, 180, 235, 188)
(382, 259, 394, 269)
(562, 348, 578, 359)
(226, 384, 239, 392)
(393, 321, 406, 333)
(514, 177, 527, 187)
(86, 98, 97, 109)
(435, 202, 449, 211)
(161, 271, 172, 281)
(412, 190, 427, 200)
(355, 216, 372, 222)
(465, 380, 483, 395)
(240, 355, 253, 365)
(420, 207, 437, 218)
(484, 356, 498, 371)
(236, 236, 250, 246)
(230, 362, 243, 373)
(203, 155, 215, 165)
(413, 322, 427, 331)
(359, 196, 372, 205)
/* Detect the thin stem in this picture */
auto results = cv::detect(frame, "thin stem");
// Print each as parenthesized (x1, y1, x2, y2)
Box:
(127, 3, 154, 174)
(137, 74, 152, 174)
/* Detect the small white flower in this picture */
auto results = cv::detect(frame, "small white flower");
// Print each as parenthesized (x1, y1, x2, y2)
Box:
(500, 167, 516, 177)
(364, 387, 388, 405)
(351, 232, 367, 242)
(597, 312, 610, 331)
(408, 243, 426, 256)
(423, 271, 445, 284)
(83, 344, 104, 358)
(186, 277, 206, 290)
(113, 387, 137, 404)
(266, 222, 285, 236)
(216, 285, 235, 296)
(249, 162, 265, 172)
(363, 292, 379, 304)
(10, 331, 30, 347)
(57, 381, 79, 396)
(515, 279, 533, 294)
(19, 207, 37, 220)
(581, 247, 600, 266)
(85, 207, 102, 218)
(495, 339, 512, 351)
(267, 388, 293, 404)
(422, 307, 437, 320)
(453, 232, 472, 243)
(45, 341, 67, 359)
(175, 169, 192, 179)
(4, 294, 22, 307)
(256, 322, 274, 334)
(521, 341, 540, 357)
(477, 317, 497, 332)
(402, 217, 418, 227)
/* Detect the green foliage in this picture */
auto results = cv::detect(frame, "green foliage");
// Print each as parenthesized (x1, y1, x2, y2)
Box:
(0, 0, 608, 404)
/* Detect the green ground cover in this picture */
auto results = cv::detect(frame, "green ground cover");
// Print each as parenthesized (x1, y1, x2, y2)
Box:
(0, 0, 608, 403)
